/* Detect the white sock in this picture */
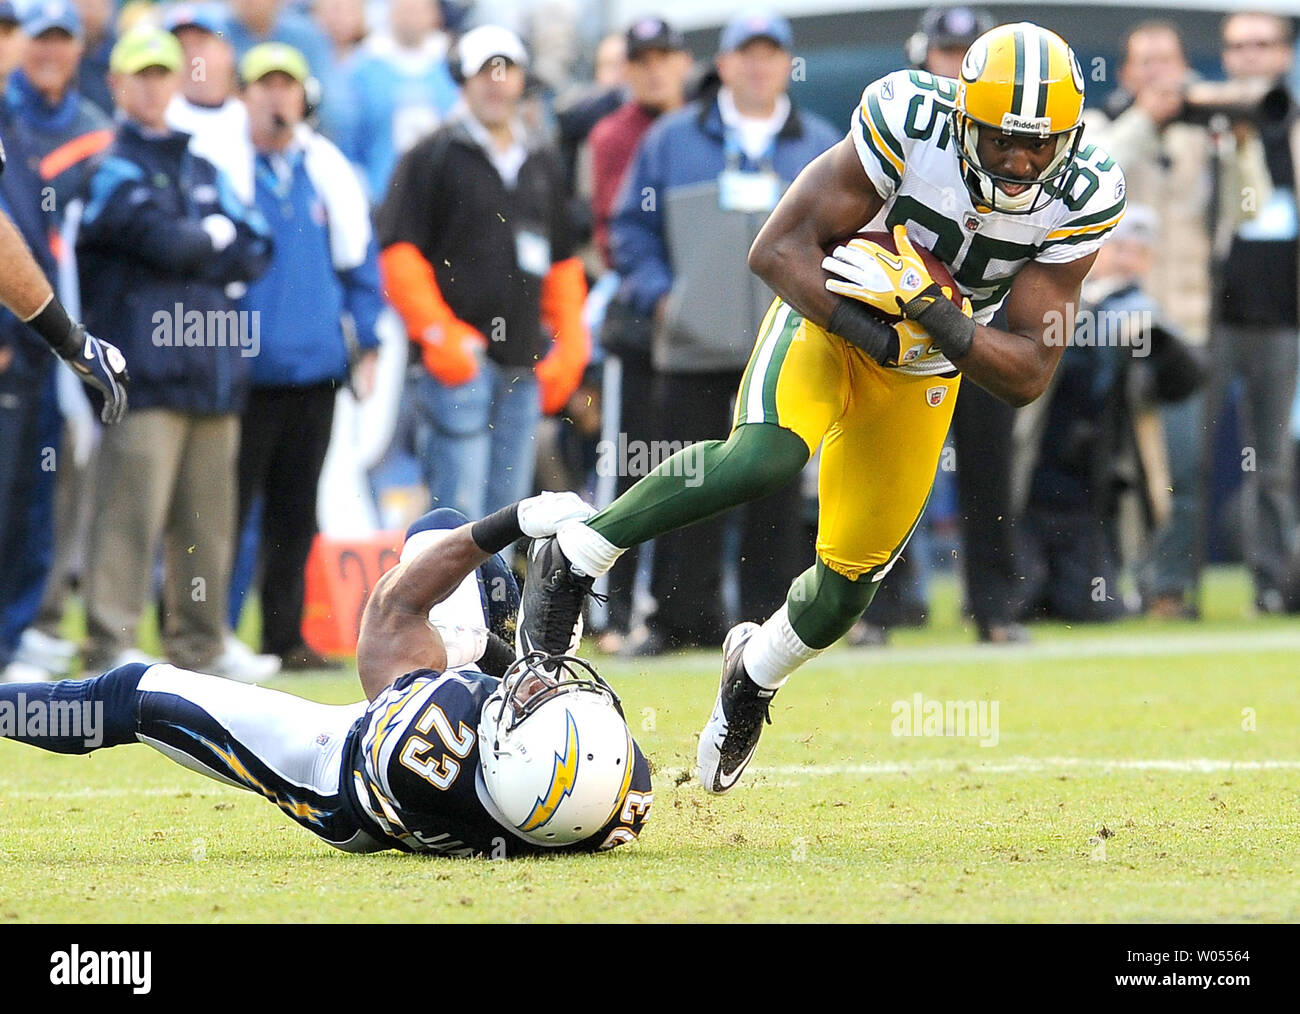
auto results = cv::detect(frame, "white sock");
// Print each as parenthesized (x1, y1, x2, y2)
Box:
(556, 520, 624, 577)
(742, 604, 823, 690)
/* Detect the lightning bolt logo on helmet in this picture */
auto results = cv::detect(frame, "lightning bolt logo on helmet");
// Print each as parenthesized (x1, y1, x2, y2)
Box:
(520, 710, 580, 832)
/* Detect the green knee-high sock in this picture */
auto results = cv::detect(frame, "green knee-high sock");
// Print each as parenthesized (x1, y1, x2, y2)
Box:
(786, 560, 878, 650)
(589, 422, 809, 549)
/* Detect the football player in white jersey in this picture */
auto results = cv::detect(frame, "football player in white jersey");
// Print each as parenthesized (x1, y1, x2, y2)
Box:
(516, 22, 1126, 795)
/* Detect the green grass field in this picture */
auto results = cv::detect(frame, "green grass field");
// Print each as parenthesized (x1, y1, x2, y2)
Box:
(1, 567, 1297, 923)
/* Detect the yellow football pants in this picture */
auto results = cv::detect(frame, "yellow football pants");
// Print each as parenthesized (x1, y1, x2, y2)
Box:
(733, 299, 961, 581)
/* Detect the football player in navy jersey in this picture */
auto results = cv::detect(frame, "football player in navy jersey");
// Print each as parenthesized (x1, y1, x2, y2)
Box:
(0, 493, 653, 857)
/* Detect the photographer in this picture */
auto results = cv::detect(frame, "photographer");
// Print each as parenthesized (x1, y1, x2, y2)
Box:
(1085, 20, 1272, 618)
(1216, 11, 1299, 614)
(1018, 208, 1203, 623)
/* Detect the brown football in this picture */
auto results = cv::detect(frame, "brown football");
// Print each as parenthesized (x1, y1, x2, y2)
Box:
(824, 229, 962, 323)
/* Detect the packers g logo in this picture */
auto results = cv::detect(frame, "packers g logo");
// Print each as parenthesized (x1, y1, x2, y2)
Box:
(960, 41, 986, 82)
(519, 711, 580, 832)
(1069, 51, 1085, 94)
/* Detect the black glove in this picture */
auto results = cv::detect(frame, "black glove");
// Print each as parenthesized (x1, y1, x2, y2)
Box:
(899, 284, 976, 361)
(29, 296, 130, 424)
(64, 324, 130, 425)
(827, 297, 900, 365)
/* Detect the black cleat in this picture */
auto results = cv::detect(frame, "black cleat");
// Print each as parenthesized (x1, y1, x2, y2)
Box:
(696, 622, 774, 793)
(515, 536, 594, 660)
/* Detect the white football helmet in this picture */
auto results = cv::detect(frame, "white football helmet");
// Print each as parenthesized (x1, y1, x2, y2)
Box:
(478, 653, 635, 846)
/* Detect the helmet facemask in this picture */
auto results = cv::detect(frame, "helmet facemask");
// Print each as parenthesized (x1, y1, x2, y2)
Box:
(952, 111, 1084, 214)
(481, 652, 624, 745)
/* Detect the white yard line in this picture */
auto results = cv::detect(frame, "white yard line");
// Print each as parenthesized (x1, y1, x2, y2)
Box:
(1, 758, 1296, 804)
(616, 626, 1300, 671)
(659, 756, 1300, 783)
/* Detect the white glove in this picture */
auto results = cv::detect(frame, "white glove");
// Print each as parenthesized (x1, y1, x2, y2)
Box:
(200, 214, 237, 253)
(431, 622, 489, 669)
(517, 490, 596, 539)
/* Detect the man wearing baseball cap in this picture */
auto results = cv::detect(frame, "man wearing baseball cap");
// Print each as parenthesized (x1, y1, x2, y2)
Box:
(718, 8, 794, 54)
(226, 41, 384, 671)
(377, 23, 589, 523)
(584, 16, 694, 651)
(76, 24, 275, 682)
(905, 6, 994, 77)
(8, 0, 113, 211)
(589, 18, 692, 268)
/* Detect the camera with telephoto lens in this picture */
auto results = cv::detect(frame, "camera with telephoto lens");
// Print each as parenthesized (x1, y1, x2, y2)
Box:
(1177, 79, 1291, 127)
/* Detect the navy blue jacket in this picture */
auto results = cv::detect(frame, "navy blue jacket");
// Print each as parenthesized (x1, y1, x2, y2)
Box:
(0, 106, 58, 381)
(5, 70, 113, 219)
(77, 121, 273, 414)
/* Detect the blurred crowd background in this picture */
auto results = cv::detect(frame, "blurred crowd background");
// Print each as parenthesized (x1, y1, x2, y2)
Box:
(2, 0, 1299, 682)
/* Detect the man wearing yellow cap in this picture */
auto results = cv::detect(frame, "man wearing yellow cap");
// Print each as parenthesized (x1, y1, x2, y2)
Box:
(75, 25, 275, 682)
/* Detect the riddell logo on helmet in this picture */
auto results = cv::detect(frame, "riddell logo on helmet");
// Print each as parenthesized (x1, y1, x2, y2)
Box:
(1000, 113, 1052, 137)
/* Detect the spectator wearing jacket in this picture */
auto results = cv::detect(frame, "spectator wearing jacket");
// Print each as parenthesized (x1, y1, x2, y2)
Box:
(1216, 11, 1300, 614)
(2, 0, 114, 677)
(607, 10, 838, 651)
(341, 0, 458, 202)
(585, 15, 692, 649)
(6, 0, 113, 213)
(377, 24, 588, 521)
(0, 97, 130, 681)
(1085, 20, 1272, 618)
(76, 26, 273, 677)
(1018, 208, 1202, 622)
(0, 102, 63, 677)
(588, 18, 691, 269)
(232, 43, 383, 670)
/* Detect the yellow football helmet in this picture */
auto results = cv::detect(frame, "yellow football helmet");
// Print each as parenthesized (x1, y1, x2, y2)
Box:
(952, 22, 1086, 214)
